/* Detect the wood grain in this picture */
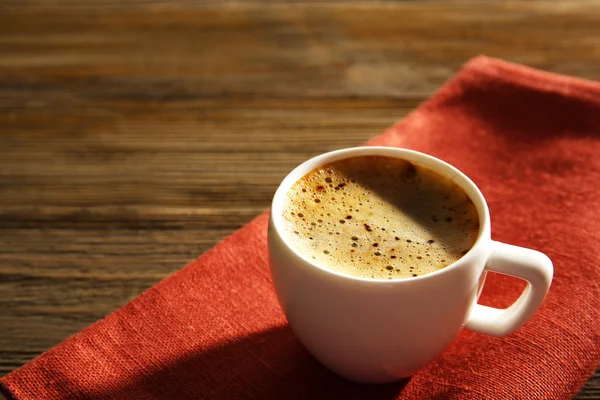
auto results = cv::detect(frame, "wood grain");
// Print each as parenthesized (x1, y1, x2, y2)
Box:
(0, 1, 598, 398)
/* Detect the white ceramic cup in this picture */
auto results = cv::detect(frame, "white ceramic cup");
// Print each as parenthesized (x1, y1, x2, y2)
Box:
(268, 147, 553, 384)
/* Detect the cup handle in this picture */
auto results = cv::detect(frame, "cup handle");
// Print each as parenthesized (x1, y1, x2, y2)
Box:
(465, 241, 553, 337)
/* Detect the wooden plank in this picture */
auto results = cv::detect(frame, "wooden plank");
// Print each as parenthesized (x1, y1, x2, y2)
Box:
(0, 98, 416, 223)
(0, 2, 599, 100)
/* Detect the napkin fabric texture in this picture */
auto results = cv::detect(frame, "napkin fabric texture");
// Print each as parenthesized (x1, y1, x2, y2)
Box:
(2, 56, 599, 400)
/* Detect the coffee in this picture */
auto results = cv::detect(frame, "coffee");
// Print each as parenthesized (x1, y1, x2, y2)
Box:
(281, 155, 480, 280)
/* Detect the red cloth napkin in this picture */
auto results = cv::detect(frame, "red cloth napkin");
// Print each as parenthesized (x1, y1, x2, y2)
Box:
(2, 56, 599, 400)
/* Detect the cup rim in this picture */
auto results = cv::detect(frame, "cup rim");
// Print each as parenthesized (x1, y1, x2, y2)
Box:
(270, 146, 491, 284)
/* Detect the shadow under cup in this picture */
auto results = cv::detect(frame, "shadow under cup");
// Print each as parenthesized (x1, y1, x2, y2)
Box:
(268, 146, 551, 384)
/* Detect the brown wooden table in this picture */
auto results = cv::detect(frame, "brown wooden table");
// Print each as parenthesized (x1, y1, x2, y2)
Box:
(1, 1, 598, 398)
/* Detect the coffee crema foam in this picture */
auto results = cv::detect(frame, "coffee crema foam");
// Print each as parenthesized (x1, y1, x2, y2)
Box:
(281, 155, 480, 280)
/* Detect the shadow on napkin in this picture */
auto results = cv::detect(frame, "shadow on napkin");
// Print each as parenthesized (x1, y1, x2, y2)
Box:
(81, 325, 409, 400)
(461, 80, 599, 143)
